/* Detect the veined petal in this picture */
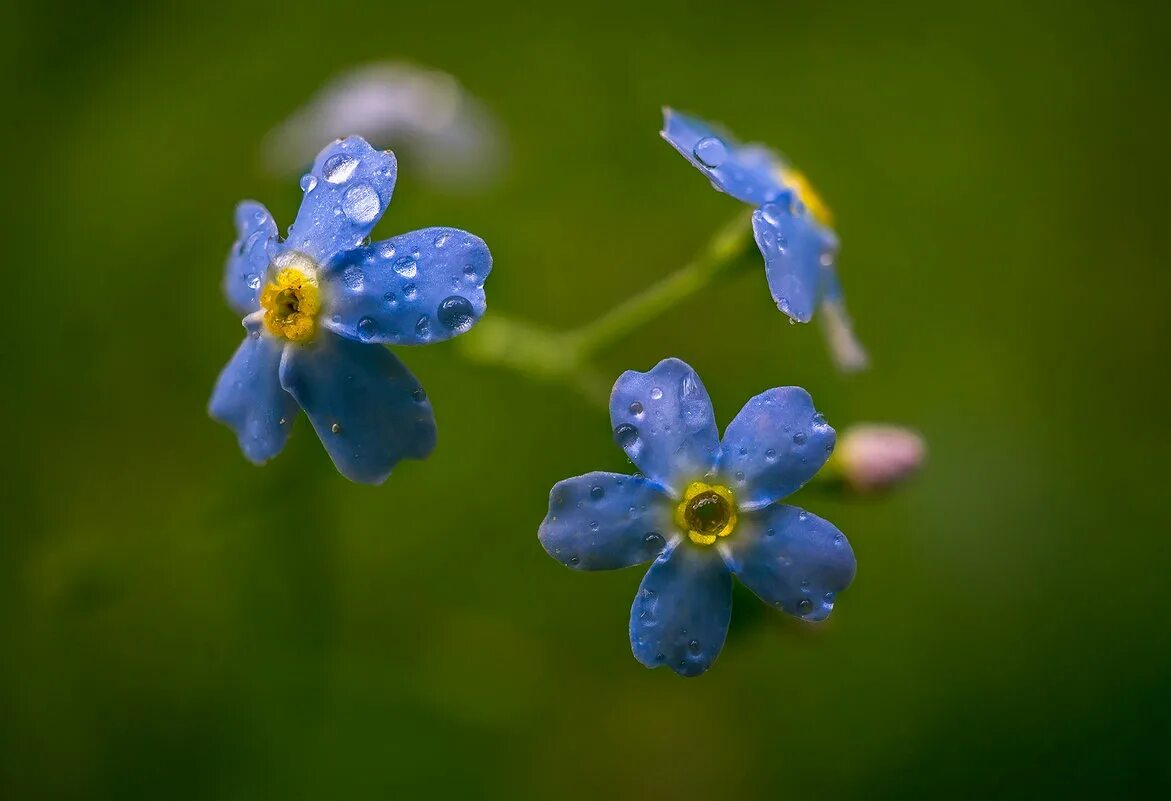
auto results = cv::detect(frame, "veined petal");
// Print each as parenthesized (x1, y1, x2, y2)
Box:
(223, 201, 279, 315)
(322, 227, 490, 345)
(209, 315, 298, 463)
(718, 387, 835, 508)
(629, 543, 732, 677)
(538, 472, 674, 570)
(752, 201, 835, 323)
(723, 504, 855, 622)
(609, 358, 720, 493)
(278, 332, 435, 484)
(286, 136, 397, 262)
(660, 108, 785, 207)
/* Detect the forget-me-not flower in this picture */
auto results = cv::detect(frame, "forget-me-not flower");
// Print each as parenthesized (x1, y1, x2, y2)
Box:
(661, 108, 867, 370)
(210, 136, 491, 484)
(538, 358, 856, 676)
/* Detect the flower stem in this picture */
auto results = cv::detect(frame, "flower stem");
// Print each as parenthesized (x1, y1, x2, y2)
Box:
(566, 208, 755, 359)
(457, 208, 756, 395)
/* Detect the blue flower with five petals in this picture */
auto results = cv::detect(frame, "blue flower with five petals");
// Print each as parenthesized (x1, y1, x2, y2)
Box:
(538, 358, 856, 677)
(661, 109, 867, 370)
(210, 136, 491, 483)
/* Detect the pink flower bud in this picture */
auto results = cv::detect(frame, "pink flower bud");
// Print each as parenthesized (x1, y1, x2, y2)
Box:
(836, 424, 925, 493)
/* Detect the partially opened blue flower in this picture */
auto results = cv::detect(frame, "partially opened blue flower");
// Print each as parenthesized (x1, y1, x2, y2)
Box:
(661, 108, 867, 371)
(210, 136, 491, 483)
(538, 358, 856, 677)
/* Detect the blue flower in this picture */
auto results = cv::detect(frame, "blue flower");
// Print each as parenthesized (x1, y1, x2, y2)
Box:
(661, 108, 867, 370)
(538, 358, 856, 677)
(210, 136, 492, 484)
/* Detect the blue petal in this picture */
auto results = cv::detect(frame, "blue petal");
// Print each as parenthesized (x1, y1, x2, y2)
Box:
(278, 332, 435, 484)
(751, 201, 836, 323)
(718, 387, 835, 508)
(629, 543, 732, 677)
(223, 201, 279, 315)
(209, 316, 298, 463)
(538, 472, 674, 570)
(819, 262, 869, 372)
(660, 108, 785, 207)
(321, 227, 491, 345)
(725, 504, 855, 622)
(286, 136, 397, 262)
(609, 358, 720, 493)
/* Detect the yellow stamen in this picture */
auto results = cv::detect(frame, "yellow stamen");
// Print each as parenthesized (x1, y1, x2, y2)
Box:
(779, 167, 834, 228)
(675, 481, 738, 547)
(259, 261, 321, 343)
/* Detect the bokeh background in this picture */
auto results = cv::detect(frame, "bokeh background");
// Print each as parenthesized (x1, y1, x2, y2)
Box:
(5, 0, 1171, 798)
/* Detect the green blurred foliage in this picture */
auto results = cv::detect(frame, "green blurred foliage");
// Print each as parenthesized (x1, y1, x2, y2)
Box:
(3, 0, 1170, 798)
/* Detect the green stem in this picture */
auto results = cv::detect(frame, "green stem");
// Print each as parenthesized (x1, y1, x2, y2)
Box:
(566, 208, 755, 359)
(456, 208, 757, 394)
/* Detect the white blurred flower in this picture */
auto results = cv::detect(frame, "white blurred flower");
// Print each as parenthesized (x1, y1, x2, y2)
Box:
(834, 424, 925, 494)
(263, 62, 504, 192)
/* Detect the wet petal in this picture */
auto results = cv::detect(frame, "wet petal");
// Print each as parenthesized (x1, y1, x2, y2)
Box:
(719, 386, 835, 508)
(724, 504, 855, 622)
(321, 227, 490, 345)
(538, 472, 674, 570)
(223, 201, 279, 315)
(286, 136, 397, 261)
(660, 108, 785, 207)
(278, 332, 435, 484)
(609, 358, 719, 493)
(209, 316, 298, 463)
(629, 543, 732, 677)
(751, 202, 836, 323)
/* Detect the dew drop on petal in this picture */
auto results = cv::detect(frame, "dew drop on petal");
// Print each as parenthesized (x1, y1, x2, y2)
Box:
(649, 387, 663, 401)
(323, 154, 358, 184)
(629, 401, 644, 416)
(393, 256, 418, 278)
(342, 265, 364, 290)
(437, 295, 475, 332)
(357, 316, 378, 340)
(793, 431, 807, 445)
(415, 315, 431, 338)
(693, 136, 727, 168)
(341, 183, 380, 223)
(590, 485, 605, 501)
(403, 284, 418, 300)
(299, 173, 318, 192)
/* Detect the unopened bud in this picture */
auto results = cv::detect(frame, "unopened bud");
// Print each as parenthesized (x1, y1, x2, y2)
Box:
(834, 424, 925, 494)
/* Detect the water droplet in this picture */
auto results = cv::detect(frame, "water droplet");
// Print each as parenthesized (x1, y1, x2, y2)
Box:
(820, 252, 834, 267)
(739, 447, 748, 456)
(688, 639, 702, 654)
(415, 315, 431, 338)
(383, 291, 397, 306)
(412, 388, 427, 403)
(342, 265, 364, 290)
(614, 423, 640, 450)
(798, 510, 808, 521)
(833, 533, 844, 546)
(246, 273, 261, 290)
(590, 486, 605, 501)
(342, 184, 380, 223)
(299, 173, 318, 192)
(644, 532, 664, 547)
(569, 556, 580, 565)
(403, 284, 418, 300)
(693, 136, 727, 168)
(793, 431, 807, 445)
(323, 154, 358, 184)
(589, 521, 600, 531)
(278, 417, 287, 426)
(759, 202, 785, 227)
(357, 316, 378, 340)
(330, 422, 342, 434)
(765, 448, 777, 460)
(629, 401, 644, 416)
(433, 232, 450, 248)
(766, 528, 776, 537)
(649, 387, 663, 400)
(735, 471, 745, 482)
(797, 599, 813, 614)
(463, 265, 478, 281)
(393, 256, 418, 278)
(437, 295, 475, 332)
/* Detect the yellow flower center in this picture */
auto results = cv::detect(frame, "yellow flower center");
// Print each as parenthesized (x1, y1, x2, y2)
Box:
(778, 167, 834, 228)
(675, 481, 738, 546)
(259, 259, 321, 343)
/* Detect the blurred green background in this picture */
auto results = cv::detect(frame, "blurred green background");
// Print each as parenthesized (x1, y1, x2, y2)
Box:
(5, 0, 1171, 797)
